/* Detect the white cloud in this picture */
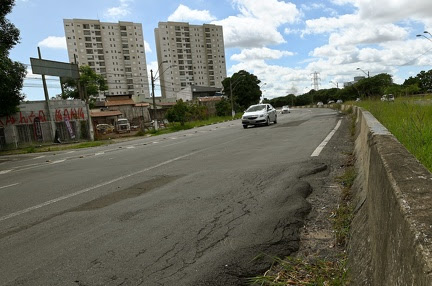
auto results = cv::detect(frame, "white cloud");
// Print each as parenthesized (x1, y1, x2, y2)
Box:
(213, 0, 301, 48)
(231, 47, 294, 61)
(144, 41, 152, 53)
(38, 36, 66, 49)
(168, 4, 216, 22)
(105, 0, 133, 19)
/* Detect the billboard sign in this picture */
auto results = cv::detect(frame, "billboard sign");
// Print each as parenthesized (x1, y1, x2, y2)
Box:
(30, 58, 79, 79)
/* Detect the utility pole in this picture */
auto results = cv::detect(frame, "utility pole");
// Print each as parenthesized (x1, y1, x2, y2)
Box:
(151, 69, 158, 131)
(229, 79, 234, 118)
(38, 47, 56, 141)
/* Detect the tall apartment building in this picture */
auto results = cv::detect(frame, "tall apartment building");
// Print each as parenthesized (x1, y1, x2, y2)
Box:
(154, 22, 227, 100)
(63, 19, 150, 102)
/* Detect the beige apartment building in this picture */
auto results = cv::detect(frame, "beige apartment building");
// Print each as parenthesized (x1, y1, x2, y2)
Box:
(154, 22, 227, 100)
(63, 19, 150, 102)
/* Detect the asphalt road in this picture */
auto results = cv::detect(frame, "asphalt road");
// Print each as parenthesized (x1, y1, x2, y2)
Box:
(0, 108, 344, 286)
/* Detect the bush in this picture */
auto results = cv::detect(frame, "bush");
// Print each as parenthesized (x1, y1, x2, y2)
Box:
(165, 99, 209, 125)
(215, 98, 231, 116)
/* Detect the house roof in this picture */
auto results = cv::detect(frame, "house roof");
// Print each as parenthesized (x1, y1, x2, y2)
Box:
(191, 85, 222, 93)
(198, 96, 222, 102)
(135, 102, 150, 107)
(90, 110, 123, 118)
(105, 99, 135, 106)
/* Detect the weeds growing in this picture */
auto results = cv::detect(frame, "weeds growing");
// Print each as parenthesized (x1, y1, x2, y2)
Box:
(249, 256, 349, 286)
(355, 99, 432, 172)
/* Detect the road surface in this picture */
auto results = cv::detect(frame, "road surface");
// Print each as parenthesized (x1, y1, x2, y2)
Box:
(0, 108, 344, 285)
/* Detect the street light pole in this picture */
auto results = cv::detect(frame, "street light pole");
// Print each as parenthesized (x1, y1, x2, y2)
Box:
(356, 67, 369, 78)
(417, 31, 432, 43)
(259, 83, 267, 103)
(228, 74, 246, 119)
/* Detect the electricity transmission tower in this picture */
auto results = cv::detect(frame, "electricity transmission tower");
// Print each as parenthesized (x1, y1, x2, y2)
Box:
(311, 71, 320, 90)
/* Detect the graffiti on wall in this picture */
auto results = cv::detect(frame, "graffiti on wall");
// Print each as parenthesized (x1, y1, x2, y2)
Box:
(0, 108, 85, 127)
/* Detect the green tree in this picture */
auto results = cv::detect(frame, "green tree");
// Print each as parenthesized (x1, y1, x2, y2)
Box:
(61, 65, 107, 106)
(354, 73, 393, 98)
(416, 70, 432, 92)
(215, 97, 231, 116)
(188, 103, 208, 121)
(222, 70, 261, 111)
(0, 0, 26, 116)
(165, 99, 189, 126)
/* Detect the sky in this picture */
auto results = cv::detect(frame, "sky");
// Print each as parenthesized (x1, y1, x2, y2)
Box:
(8, 0, 432, 101)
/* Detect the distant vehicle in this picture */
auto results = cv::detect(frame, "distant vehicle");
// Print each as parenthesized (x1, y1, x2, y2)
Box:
(381, 94, 394, 102)
(328, 100, 335, 104)
(96, 124, 114, 134)
(336, 99, 343, 104)
(356, 98, 361, 102)
(281, 105, 291, 114)
(115, 118, 131, 133)
(242, 104, 277, 129)
(317, 102, 324, 106)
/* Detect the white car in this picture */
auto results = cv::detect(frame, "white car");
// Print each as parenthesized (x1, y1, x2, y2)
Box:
(242, 104, 277, 129)
(281, 105, 291, 114)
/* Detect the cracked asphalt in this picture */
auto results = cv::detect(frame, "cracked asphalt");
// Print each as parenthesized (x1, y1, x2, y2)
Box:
(0, 108, 346, 285)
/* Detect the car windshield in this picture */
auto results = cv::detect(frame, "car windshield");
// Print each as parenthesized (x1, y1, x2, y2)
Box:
(246, 105, 266, 112)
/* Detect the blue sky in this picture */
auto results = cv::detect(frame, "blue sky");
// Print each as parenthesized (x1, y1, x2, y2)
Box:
(9, 0, 432, 101)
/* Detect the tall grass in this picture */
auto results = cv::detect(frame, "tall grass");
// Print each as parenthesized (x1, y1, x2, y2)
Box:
(355, 99, 432, 172)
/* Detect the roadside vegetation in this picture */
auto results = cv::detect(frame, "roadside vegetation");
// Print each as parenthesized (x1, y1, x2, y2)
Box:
(354, 96, 432, 172)
(249, 164, 355, 286)
(264, 69, 432, 108)
(250, 118, 357, 286)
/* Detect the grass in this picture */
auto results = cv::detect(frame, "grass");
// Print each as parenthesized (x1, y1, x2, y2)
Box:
(354, 98, 432, 172)
(0, 115, 240, 155)
(249, 256, 348, 286)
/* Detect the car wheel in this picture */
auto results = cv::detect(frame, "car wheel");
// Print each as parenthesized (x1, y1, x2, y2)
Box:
(243, 125, 247, 129)
(266, 117, 270, 126)
(274, 115, 277, 124)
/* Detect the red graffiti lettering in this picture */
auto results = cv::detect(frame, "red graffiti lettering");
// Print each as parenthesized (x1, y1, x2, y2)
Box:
(38, 110, 47, 122)
(28, 111, 36, 123)
(55, 110, 63, 122)
(77, 108, 85, 119)
(70, 108, 77, 120)
(19, 112, 28, 124)
(63, 109, 71, 121)
(6, 116, 16, 125)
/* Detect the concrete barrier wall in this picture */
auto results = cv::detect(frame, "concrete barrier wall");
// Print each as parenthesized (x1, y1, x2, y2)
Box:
(348, 106, 432, 286)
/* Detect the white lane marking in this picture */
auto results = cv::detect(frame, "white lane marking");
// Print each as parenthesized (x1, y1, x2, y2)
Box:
(95, 152, 105, 156)
(51, 159, 66, 164)
(0, 170, 12, 175)
(33, 156, 46, 160)
(0, 151, 202, 222)
(0, 183, 19, 190)
(65, 151, 75, 154)
(126, 146, 135, 149)
(311, 120, 342, 157)
(0, 134, 249, 223)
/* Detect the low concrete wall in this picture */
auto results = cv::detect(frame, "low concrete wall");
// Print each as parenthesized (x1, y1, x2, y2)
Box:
(348, 106, 432, 285)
